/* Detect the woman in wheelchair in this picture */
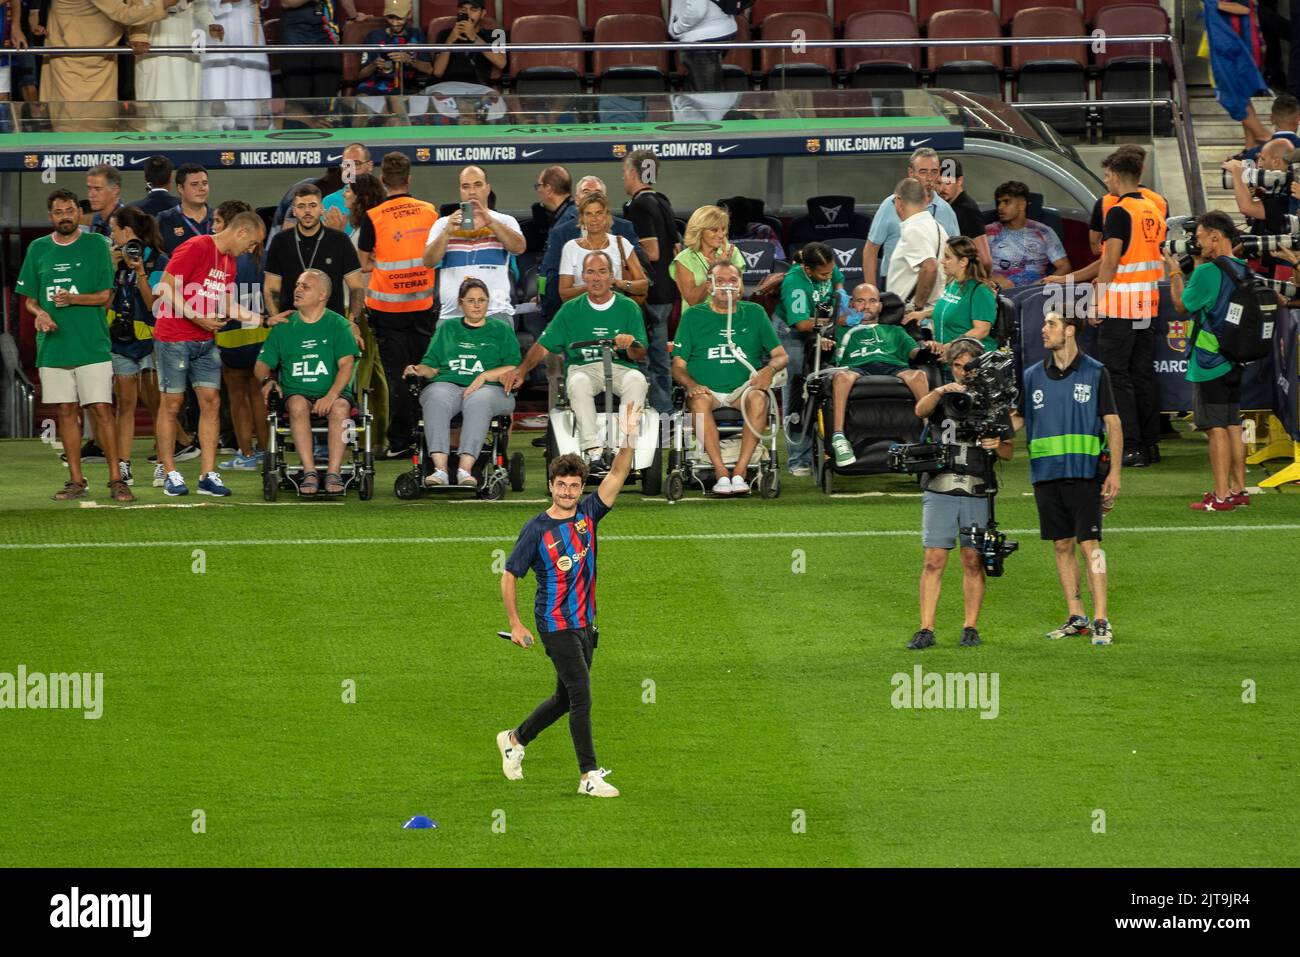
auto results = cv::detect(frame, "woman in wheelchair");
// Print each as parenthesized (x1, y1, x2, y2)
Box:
(402, 277, 521, 488)
(255, 270, 360, 495)
(903, 236, 996, 363)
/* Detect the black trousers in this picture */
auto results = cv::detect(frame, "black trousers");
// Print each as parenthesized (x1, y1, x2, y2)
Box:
(1097, 319, 1160, 450)
(681, 46, 726, 93)
(281, 51, 343, 101)
(368, 308, 434, 450)
(515, 626, 597, 774)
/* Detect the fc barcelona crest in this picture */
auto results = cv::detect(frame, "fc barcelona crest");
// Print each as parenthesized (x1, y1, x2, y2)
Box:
(416, 148, 431, 162)
(574, 518, 588, 536)
(1167, 319, 1189, 353)
(806, 139, 821, 153)
(23, 154, 38, 170)
(220, 152, 236, 167)
(611, 144, 627, 158)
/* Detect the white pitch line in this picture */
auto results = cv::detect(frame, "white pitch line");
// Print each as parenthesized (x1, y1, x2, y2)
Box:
(2, 524, 1300, 551)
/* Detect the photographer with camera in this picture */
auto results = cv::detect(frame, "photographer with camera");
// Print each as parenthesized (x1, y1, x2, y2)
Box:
(1015, 312, 1122, 646)
(1222, 138, 1298, 279)
(906, 338, 1015, 650)
(1164, 211, 1253, 512)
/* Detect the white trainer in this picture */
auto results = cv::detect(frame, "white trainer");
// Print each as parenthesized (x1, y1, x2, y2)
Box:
(457, 468, 477, 487)
(496, 729, 525, 780)
(424, 468, 448, 487)
(712, 475, 733, 495)
(730, 474, 751, 495)
(578, 767, 619, 798)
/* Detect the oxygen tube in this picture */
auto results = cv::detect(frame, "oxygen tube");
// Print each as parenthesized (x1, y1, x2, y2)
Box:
(717, 275, 779, 442)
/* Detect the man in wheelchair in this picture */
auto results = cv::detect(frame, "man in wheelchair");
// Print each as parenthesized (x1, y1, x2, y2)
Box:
(824, 282, 937, 468)
(670, 261, 789, 496)
(505, 251, 648, 471)
(256, 269, 360, 496)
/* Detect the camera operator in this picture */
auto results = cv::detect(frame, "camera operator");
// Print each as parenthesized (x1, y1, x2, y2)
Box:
(1013, 312, 1122, 646)
(907, 338, 1014, 650)
(1222, 139, 1297, 278)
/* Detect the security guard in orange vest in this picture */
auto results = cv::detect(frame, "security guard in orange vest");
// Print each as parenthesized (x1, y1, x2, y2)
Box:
(358, 151, 440, 456)
(1086, 144, 1167, 256)
(1093, 148, 1167, 469)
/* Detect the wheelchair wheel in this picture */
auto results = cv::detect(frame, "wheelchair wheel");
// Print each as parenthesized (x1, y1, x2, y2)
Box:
(665, 472, 684, 503)
(820, 464, 834, 495)
(759, 468, 780, 499)
(508, 452, 525, 492)
(394, 472, 421, 500)
(262, 470, 278, 502)
(640, 445, 663, 496)
(480, 475, 507, 501)
(358, 470, 374, 501)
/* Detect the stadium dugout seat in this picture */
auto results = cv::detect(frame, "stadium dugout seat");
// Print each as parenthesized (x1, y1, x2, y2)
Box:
(1084, 0, 1162, 27)
(1011, 9, 1088, 136)
(917, 0, 995, 29)
(593, 15, 671, 94)
(341, 16, 385, 96)
(586, 0, 666, 29)
(733, 239, 781, 288)
(752, 0, 829, 29)
(1093, 4, 1173, 136)
(843, 11, 920, 90)
(508, 16, 587, 96)
(1000, 0, 1078, 27)
(835, 0, 910, 31)
(759, 13, 837, 90)
(823, 236, 865, 287)
(927, 10, 1004, 100)
(502, 0, 579, 32)
(788, 195, 872, 249)
(980, 193, 1068, 251)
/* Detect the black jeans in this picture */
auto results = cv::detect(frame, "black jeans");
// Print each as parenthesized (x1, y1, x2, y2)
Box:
(515, 626, 597, 774)
(369, 308, 434, 450)
(1097, 319, 1160, 450)
(681, 45, 726, 93)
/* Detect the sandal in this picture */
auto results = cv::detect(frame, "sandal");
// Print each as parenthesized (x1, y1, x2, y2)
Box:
(324, 472, 345, 494)
(53, 479, 88, 501)
(107, 480, 136, 503)
(299, 471, 320, 496)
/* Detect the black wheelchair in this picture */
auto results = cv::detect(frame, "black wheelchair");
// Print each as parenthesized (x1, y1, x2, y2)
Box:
(261, 386, 375, 501)
(663, 382, 781, 501)
(392, 374, 525, 501)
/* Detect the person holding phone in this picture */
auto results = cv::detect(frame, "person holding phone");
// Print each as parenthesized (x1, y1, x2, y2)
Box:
(431, 0, 504, 87)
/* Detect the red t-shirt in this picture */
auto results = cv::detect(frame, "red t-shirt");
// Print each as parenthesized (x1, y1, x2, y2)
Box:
(154, 235, 236, 342)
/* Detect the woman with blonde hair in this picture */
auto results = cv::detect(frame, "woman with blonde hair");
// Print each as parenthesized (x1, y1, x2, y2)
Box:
(558, 193, 648, 302)
(670, 204, 747, 306)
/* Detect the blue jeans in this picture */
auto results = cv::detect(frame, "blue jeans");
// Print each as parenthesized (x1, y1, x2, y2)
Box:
(640, 301, 673, 413)
(775, 318, 811, 469)
(155, 339, 221, 393)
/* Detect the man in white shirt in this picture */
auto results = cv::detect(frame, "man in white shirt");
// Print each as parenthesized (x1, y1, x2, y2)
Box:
(886, 178, 948, 316)
(422, 164, 526, 327)
(864, 147, 960, 291)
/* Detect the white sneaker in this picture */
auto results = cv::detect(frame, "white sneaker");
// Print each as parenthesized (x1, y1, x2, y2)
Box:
(578, 767, 619, 798)
(119, 460, 134, 486)
(712, 475, 733, 495)
(788, 465, 811, 477)
(424, 468, 448, 487)
(730, 475, 751, 495)
(457, 468, 477, 487)
(496, 729, 524, 781)
(152, 463, 166, 488)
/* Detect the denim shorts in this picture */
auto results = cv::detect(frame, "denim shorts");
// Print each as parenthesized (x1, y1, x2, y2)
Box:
(111, 350, 156, 377)
(155, 338, 222, 393)
(921, 489, 989, 550)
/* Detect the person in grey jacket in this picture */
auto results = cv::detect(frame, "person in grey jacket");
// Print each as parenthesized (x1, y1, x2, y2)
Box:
(668, 0, 736, 93)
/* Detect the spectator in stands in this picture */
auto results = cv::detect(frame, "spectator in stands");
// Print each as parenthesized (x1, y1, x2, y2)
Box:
(133, 0, 221, 127)
(107, 205, 168, 490)
(132, 155, 180, 217)
(718, 195, 785, 260)
(670, 205, 745, 307)
(344, 171, 384, 256)
(558, 193, 648, 303)
(0, 0, 10, 105)
(265, 184, 365, 335)
(278, 0, 361, 106)
(909, 337, 1015, 651)
(358, 0, 433, 106)
(323, 143, 373, 235)
(1164, 211, 1251, 511)
(773, 242, 844, 477)
(202, 0, 271, 131)
(864, 148, 960, 293)
(404, 276, 521, 487)
(886, 178, 948, 319)
(536, 165, 575, 321)
(1205, 0, 1272, 149)
(8, 0, 43, 105)
(358, 151, 440, 458)
(422, 164, 525, 328)
(935, 158, 989, 269)
(18, 188, 132, 501)
(908, 236, 996, 358)
(506, 252, 648, 470)
(153, 209, 265, 496)
(256, 269, 359, 496)
(671, 260, 787, 496)
(624, 150, 680, 413)
(431, 0, 504, 86)
(157, 163, 211, 255)
(985, 181, 1070, 289)
(825, 282, 932, 468)
(668, 0, 734, 94)
(86, 164, 124, 237)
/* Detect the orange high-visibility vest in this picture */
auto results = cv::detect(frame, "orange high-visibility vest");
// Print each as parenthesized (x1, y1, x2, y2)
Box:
(1100, 186, 1168, 224)
(1100, 193, 1166, 320)
(365, 195, 439, 313)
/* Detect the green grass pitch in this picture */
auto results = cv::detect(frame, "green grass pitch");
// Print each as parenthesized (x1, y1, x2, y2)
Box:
(0, 426, 1297, 867)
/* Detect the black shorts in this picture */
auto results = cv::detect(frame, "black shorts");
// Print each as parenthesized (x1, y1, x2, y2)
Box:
(1034, 478, 1103, 543)
(853, 362, 909, 377)
(1194, 366, 1243, 430)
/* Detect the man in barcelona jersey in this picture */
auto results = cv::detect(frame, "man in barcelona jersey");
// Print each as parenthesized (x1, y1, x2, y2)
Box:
(497, 402, 642, 799)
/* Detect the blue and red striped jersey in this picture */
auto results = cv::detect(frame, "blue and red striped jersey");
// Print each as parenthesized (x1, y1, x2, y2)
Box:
(506, 494, 611, 634)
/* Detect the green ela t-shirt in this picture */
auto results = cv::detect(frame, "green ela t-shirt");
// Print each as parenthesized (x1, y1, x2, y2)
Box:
(834, 322, 916, 370)
(672, 300, 781, 393)
(932, 279, 997, 344)
(420, 317, 522, 387)
(774, 263, 845, 327)
(257, 309, 360, 400)
(668, 246, 747, 288)
(539, 293, 647, 369)
(1180, 259, 1239, 383)
(16, 231, 115, 369)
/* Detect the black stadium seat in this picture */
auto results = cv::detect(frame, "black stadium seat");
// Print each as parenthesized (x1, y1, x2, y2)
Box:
(927, 9, 1004, 100)
(1012, 8, 1089, 136)
(824, 237, 865, 288)
(733, 240, 783, 288)
(844, 11, 920, 90)
(788, 195, 872, 249)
